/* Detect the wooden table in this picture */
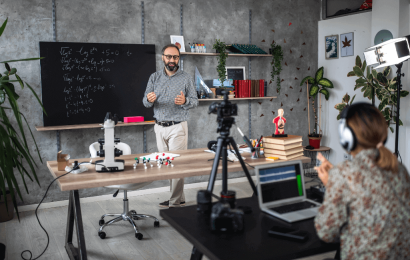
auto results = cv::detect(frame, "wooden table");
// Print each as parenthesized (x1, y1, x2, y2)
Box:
(47, 148, 310, 260)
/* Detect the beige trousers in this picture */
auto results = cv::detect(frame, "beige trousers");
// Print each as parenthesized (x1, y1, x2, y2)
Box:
(154, 121, 188, 206)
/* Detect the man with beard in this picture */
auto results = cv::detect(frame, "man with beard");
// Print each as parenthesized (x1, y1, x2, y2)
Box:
(143, 44, 198, 208)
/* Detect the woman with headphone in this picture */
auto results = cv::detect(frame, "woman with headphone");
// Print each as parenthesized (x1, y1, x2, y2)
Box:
(314, 103, 410, 259)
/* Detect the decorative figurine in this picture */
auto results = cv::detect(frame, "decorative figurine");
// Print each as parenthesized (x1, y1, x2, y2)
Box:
(272, 108, 288, 137)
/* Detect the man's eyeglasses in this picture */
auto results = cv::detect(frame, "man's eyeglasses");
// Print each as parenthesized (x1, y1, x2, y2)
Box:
(163, 54, 180, 60)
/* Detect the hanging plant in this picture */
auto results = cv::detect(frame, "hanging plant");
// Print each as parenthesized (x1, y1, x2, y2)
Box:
(270, 41, 283, 94)
(213, 39, 229, 88)
(335, 55, 410, 133)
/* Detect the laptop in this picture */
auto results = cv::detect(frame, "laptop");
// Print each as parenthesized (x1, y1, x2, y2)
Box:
(255, 160, 321, 223)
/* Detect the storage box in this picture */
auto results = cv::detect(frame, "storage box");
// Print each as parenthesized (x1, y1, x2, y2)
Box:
(57, 151, 69, 171)
(124, 116, 144, 123)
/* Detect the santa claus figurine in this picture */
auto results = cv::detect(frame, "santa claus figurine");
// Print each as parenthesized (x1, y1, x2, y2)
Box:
(273, 108, 287, 135)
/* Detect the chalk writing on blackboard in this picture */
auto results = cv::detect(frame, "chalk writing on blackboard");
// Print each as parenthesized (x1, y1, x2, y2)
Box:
(58, 46, 133, 117)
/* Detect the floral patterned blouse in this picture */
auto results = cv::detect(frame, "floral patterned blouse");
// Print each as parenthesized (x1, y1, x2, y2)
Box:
(314, 149, 410, 260)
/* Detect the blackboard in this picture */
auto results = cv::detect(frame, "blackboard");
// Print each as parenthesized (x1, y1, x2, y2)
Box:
(226, 67, 245, 81)
(39, 42, 156, 127)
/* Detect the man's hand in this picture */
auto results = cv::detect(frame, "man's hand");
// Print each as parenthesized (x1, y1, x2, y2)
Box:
(314, 152, 334, 186)
(147, 92, 156, 103)
(175, 91, 186, 105)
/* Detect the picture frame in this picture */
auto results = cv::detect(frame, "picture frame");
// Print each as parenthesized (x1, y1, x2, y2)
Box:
(325, 35, 339, 60)
(170, 35, 185, 52)
(225, 66, 246, 80)
(340, 32, 354, 57)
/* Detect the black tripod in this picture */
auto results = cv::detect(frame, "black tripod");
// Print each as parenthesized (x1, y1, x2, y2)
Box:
(206, 93, 258, 202)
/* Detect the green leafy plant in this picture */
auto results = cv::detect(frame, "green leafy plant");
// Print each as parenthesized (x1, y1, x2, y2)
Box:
(213, 39, 229, 88)
(300, 67, 334, 135)
(270, 41, 283, 94)
(339, 55, 409, 132)
(335, 93, 356, 120)
(0, 18, 46, 219)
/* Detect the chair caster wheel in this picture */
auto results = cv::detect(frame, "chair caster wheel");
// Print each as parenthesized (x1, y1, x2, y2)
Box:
(133, 216, 140, 221)
(135, 233, 143, 240)
(98, 232, 106, 239)
(154, 221, 160, 227)
(99, 219, 105, 226)
(130, 210, 137, 214)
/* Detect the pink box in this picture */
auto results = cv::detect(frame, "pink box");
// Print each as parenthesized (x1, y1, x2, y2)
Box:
(124, 116, 144, 123)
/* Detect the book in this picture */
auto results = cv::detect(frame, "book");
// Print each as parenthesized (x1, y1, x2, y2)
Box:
(263, 135, 303, 145)
(263, 146, 303, 156)
(263, 152, 304, 160)
(263, 141, 303, 150)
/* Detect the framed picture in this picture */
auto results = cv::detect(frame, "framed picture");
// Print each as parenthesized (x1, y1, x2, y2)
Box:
(325, 35, 339, 59)
(225, 66, 246, 80)
(170, 35, 185, 52)
(341, 32, 354, 57)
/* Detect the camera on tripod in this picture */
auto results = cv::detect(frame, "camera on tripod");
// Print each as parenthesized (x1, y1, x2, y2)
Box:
(208, 91, 238, 133)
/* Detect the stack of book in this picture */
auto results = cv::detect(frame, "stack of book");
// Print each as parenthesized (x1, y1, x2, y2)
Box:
(233, 79, 265, 98)
(263, 135, 303, 160)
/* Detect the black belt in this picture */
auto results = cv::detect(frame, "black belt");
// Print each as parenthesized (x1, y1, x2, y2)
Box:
(156, 120, 181, 127)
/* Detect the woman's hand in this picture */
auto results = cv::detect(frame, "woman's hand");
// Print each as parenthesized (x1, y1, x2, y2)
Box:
(315, 152, 334, 186)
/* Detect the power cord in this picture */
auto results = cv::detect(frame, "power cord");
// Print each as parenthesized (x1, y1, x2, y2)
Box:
(21, 161, 106, 260)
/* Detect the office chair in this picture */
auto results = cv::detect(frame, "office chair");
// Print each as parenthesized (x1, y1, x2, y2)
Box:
(89, 142, 160, 240)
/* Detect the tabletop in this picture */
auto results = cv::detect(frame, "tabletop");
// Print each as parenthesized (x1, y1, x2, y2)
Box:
(47, 148, 311, 191)
(160, 196, 339, 260)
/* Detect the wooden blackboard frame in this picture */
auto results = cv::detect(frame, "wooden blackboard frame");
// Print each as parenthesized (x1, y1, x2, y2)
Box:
(39, 41, 156, 127)
(225, 66, 246, 80)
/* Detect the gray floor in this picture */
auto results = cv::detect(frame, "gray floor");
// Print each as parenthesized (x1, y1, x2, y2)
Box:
(1, 182, 335, 260)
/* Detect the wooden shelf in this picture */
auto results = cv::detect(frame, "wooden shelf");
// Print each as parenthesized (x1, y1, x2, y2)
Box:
(199, 96, 277, 101)
(180, 52, 272, 57)
(35, 121, 155, 132)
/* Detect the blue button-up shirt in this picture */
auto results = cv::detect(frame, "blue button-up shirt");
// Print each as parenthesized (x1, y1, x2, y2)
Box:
(143, 68, 198, 122)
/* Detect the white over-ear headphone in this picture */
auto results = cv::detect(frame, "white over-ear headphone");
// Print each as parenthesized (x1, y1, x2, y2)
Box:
(339, 102, 387, 152)
(338, 106, 357, 152)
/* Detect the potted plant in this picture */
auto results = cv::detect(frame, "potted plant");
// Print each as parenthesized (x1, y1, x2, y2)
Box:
(335, 55, 409, 132)
(0, 18, 46, 222)
(300, 67, 334, 148)
(213, 39, 229, 97)
(270, 41, 283, 94)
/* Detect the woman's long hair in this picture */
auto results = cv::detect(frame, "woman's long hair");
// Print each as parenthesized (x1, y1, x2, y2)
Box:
(347, 104, 398, 173)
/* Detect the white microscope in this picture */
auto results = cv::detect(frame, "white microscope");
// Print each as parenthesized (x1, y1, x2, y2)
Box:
(95, 112, 125, 172)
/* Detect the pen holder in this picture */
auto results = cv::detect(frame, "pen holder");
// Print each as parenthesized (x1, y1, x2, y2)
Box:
(251, 147, 260, 159)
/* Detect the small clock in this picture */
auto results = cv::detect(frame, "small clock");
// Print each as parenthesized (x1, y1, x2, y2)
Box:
(374, 30, 393, 45)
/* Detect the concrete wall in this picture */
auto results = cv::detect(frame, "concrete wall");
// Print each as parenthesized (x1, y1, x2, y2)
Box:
(0, 0, 321, 205)
(319, 0, 410, 169)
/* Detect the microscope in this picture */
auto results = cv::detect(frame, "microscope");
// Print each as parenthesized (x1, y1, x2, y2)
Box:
(95, 112, 125, 172)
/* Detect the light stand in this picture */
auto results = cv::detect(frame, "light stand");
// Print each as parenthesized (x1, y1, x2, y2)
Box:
(395, 63, 404, 156)
(364, 36, 410, 157)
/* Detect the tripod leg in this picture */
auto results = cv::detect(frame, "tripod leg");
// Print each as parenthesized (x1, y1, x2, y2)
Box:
(229, 137, 258, 196)
(207, 137, 224, 192)
(222, 144, 228, 193)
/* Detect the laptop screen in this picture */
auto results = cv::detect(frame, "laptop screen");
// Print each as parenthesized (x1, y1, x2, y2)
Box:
(259, 163, 304, 203)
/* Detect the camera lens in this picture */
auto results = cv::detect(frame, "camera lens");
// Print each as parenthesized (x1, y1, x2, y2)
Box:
(197, 190, 212, 214)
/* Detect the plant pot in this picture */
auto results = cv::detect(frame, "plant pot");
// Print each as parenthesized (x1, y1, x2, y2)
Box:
(0, 190, 14, 222)
(308, 135, 322, 149)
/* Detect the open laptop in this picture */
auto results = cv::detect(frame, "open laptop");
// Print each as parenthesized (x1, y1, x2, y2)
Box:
(255, 160, 321, 223)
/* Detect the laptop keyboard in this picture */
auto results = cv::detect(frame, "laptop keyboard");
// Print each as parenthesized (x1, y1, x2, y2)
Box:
(270, 201, 318, 214)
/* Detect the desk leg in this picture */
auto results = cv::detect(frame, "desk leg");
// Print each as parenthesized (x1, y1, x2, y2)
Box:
(190, 246, 203, 260)
(65, 190, 88, 260)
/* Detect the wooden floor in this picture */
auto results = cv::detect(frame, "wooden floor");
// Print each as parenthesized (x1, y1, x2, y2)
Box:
(1, 182, 335, 260)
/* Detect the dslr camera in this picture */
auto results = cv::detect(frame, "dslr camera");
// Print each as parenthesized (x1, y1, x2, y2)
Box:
(208, 91, 238, 134)
(210, 202, 244, 233)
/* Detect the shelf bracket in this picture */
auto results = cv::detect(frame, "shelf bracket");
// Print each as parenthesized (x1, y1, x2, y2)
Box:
(180, 4, 184, 71)
(141, 1, 145, 44)
(248, 10, 252, 138)
(141, 1, 147, 153)
(57, 130, 61, 153)
(52, 0, 57, 42)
